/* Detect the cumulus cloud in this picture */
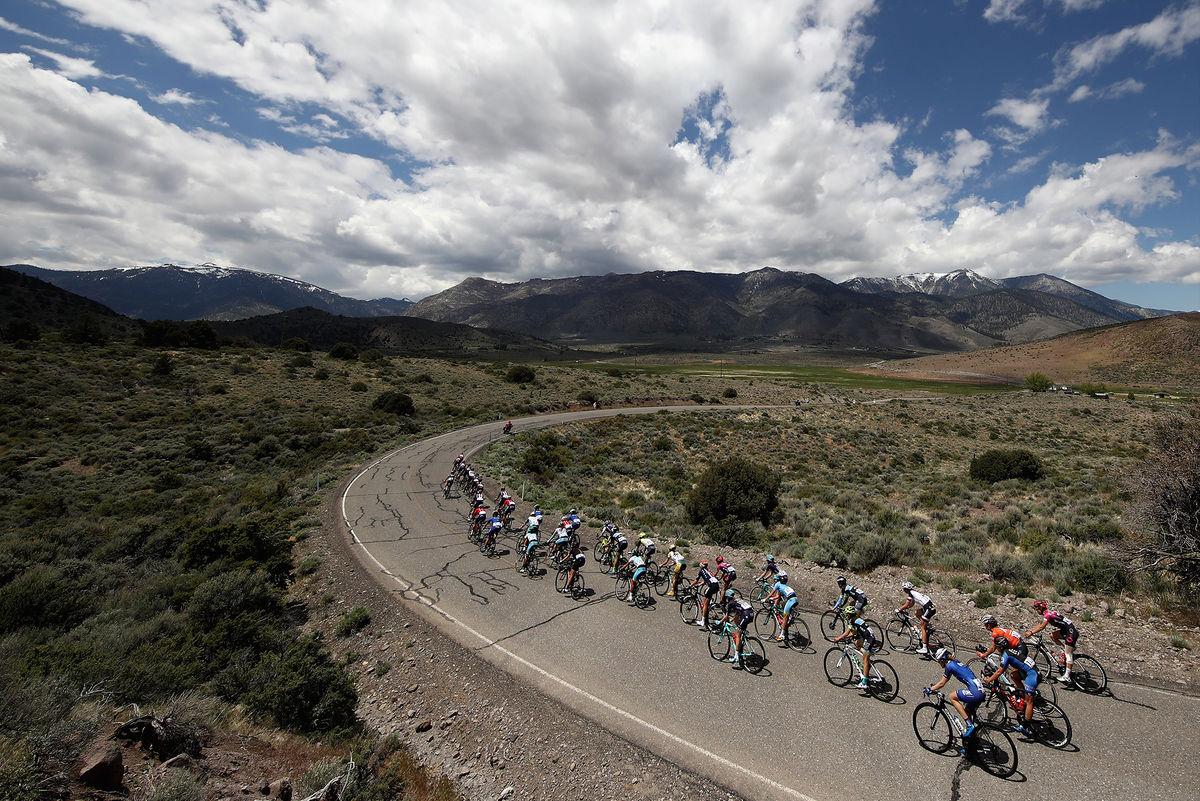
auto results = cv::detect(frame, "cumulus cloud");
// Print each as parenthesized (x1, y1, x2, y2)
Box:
(23, 46, 105, 79)
(1051, 3, 1200, 89)
(151, 89, 202, 106)
(1, 1, 1196, 299)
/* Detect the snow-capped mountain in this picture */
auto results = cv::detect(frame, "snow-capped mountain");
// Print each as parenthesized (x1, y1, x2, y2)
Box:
(5, 263, 412, 321)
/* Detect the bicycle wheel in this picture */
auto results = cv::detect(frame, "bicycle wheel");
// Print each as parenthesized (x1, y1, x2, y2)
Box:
(929, 628, 956, 656)
(526, 553, 541, 578)
(708, 630, 731, 661)
(863, 619, 884, 654)
(1029, 697, 1071, 748)
(679, 596, 700, 625)
(823, 647, 854, 687)
(886, 618, 916, 652)
(867, 659, 899, 702)
(654, 568, 673, 597)
(912, 703, 954, 754)
(570, 572, 587, 600)
(970, 723, 1018, 779)
(1067, 654, 1107, 694)
(554, 568, 569, 594)
(754, 608, 779, 640)
(819, 610, 843, 642)
(633, 581, 652, 609)
(615, 575, 629, 595)
(785, 616, 813, 652)
(741, 636, 767, 675)
(704, 602, 724, 632)
(980, 688, 1011, 727)
(1032, 644, 1056, 683)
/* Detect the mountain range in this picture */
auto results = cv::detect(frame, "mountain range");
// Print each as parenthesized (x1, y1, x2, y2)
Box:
(5, 263, 412, 321)
(404, 267, 1176, 352)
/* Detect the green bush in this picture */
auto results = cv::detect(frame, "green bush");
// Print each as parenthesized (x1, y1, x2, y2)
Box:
(1024, 373, 1053, 392)
(241, 637, 357, 733)
(329, 342, 358, 360)
(349, 381, 368, 392)
(685, 457, 780, 527)
(722, 387, 738, 398)
(518, 432, 572, 479)
(973, 589, 997, 608)
(969, 449, 1044, 483)
(371, 391, 415, 416)
(504, 365, 536, 384)
(981, 552, 1033, 584)
(359, 349, 383, 363)
(280, 337, 311, 351)
(335, 606, 371, 637)
(1067, 553, 1129, 593)
(1, 318, 40, 343)
(804, 537, 847, 567)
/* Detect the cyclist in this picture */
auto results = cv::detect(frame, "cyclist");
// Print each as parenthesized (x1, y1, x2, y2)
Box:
(896, 581, 937, 655)
(620, 552, 647, 604)
(660, 544, 686, 597)
(525, 509, 542, 537)
(519, 523, 540, 574)
(481, 511, 503, 553)
(563, 507, 582, 533)
(925, 647, 986, 740)
(495, 486, 510, 507)
(549, 524, 572, 563)
(831, 576, 868, 619)
(503, 421, 513, 434)
(715, 589, 756, 668)
(754, 554, 781, 584)
(1026, 600, 1080, 683)
(442, 473, 455, 496)
(634, 532, 656, 562)
(607, 529, 628, 574)
(560, 545, 586, 594)
(691, 560, 721, 628)
(764, 572, 799, 645)
(715, 555, 737, 593)
(470, 501, 490, 538)
(832, 614, 878, 690)
(977, 614, 1032, 688)
(982, 635, 1038, 735)
(454, 452, 465, 470)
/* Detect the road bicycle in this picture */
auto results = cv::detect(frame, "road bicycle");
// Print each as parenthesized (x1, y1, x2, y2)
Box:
(656, 566, 687, 598)
(518, 545, 542, 578)
(1027, 634, 1107, 694)
(886, 609, 957, 655)
(594, 539, 615, 571)
(479, 530, 498, 557)
(707, 618, 766, 674)
(677, 584, 703, 626)
(913, 691, 1018, 779)
(966, 650, 1058, 705)
(468, 517, 488, 545)
(822, 642, 899, 702)
(819, 603, 883, 653)
(975, 666, 1072, 749)
(554, 564, 587, 600)
(643, 561, 671, 596)
(754, 603, 813, 652)
(614, 563, 653, 608)
(441, 480, 457, 499)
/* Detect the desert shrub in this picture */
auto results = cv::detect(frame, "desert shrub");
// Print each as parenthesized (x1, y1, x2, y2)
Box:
(1, 318, 40, 343)
(1024, 373, 1053, 392)
(981, 552, 1033, 584)
(349, 381, 368, 392)
(504, 365, 536, 384)
(704, 517, 756, 548)
(148, 769, 206, 801)
(151, 354, 174, 376)
(183, 321, 218, 350)
(935, 535, 977, 571)
(0, 739, 39, 801)
(359, 349, 383, 363)
(241, 637, 357, 733)
(371, 391, 415, 416)
(518, 432, 572, 479)
(722, 387, 738, 398)
(577, 389, 599, 405)
(848, 533, 922, 572)
(1066, 552, 1130, 593)
(969, 449, 1044, 483)
(805, 536, 847, 567)
(288, 354, 314, 369)
(329, 342, 358, 360)
(280, 337, 311, 351)
(973, 589, 997, 608)
(336, 606, 371, 637)
(685, 457, 780, 527)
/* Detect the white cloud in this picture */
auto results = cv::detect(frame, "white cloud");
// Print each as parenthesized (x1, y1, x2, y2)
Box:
(23, 46, 105, 80)
(151, 89, 202, 106)
(2, 2, 1196, 300)
(1068, 77, 1145, 102)
(1052, 4, 1200, 88)
(0, 16, 72, 45)
(985, 0, 1107, 25)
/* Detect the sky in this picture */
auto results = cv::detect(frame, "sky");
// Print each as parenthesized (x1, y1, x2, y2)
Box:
(0, 1, 1197, 310)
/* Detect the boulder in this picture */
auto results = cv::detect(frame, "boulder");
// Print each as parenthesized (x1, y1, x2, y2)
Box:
(75, 742, 124, 791)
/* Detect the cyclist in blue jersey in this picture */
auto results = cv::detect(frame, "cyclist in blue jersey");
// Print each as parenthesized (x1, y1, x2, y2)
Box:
(620, 552, 646, 603)
(764, 572, 799, 645)
(481, 512, 503, 552)
(715, 589, 756, 668)
(982, 635, 1038, 735)
(926, 647, 986, 739)
(519, 523, 540, 574)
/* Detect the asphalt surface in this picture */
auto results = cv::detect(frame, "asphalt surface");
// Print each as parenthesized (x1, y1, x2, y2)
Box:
(342, 407, 1200, 801)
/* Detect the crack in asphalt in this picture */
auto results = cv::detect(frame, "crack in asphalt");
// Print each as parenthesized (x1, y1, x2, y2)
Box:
(411, 549, 516, 607)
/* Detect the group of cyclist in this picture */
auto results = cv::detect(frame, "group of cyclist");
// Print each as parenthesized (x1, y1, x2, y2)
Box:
(450, 452, 1086, 731)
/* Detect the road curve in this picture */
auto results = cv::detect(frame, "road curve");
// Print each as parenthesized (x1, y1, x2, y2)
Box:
(341, 407, 1200, 801)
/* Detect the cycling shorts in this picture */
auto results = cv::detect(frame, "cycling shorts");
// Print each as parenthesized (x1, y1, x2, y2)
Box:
(782, 596, 798, 615)
(737, 610, 754, 630)
(671, 562, 684, 575)
(632, 566, 646, 582)
(919, 605, 937, 623)
(525, 540, 539, 553)
(1063, 627, 1079, 647)
(956, 687, 986, 709)
(703, 584, 719, 600)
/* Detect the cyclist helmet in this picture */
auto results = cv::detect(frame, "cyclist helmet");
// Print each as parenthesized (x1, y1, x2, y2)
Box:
(993, 635, 1010, 651)
(981, 614, 997, 628)
(1033, 600, 1048, 612)
(777, 572, 789, 584)
(902, 581, 914, 591)
(569, 508, 577, 514)
(836, 576, 847, 587)
(724, 589, 735, 599)
(934, 647, 951, 662)
(766, 554, 775, 562)
(699, 560, 709, 568)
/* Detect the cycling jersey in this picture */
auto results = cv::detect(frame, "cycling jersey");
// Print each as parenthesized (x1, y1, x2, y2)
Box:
(668, 550, 686, 568)
(697, 568, 719, 598)
(526, 516, 542, 532)
(944, 659, 986, 707)
(524, 530, 539, 550)
(764, 560, 780, 574)
(849, 617, 877, 645)
(488, 518, 503, 533)
(570, 553, 586, 569)
(726, 598, 754, 628)
(908, 589, 933, 609)
(989, 627, 1028, 658)
(774, 581, 797, 614)
(999, 652, 1039, 692)
(628, 555, 646, 580)
(613, 534, 628, 551)
(1044, 611, 1078, 636)
(554, 527, 570, 544)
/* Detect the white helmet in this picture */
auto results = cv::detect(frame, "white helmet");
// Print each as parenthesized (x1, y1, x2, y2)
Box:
(902, 581, 914, 591)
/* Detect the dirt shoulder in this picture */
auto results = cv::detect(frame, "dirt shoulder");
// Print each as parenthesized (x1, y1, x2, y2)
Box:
(308, 474, 744, 801)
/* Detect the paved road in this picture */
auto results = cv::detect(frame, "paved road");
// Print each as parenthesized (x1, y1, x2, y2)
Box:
(342, 408, 1200, 801)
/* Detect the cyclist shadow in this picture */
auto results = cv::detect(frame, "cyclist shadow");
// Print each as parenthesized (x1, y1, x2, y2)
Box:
(1087, 686, 1154, 710)
(950, 755, 1028, 784)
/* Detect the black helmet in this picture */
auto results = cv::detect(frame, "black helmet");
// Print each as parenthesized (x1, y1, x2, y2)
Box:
(836, 576, 847, 587)
(993, 635, 1010, 650)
